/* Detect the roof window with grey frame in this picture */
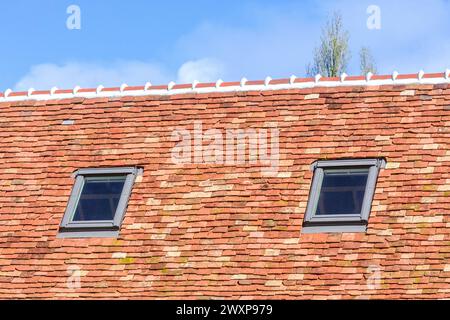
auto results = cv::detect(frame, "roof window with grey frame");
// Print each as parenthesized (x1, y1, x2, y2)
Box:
(58, 167, 142, 238)
(302, 158, 386, 233)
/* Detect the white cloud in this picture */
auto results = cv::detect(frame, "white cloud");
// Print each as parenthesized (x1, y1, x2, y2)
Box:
(14, 58, 225, 91)
(176, 17, 321, 80)
(176, 58, 224, 83)
(14, 61, 172, 91)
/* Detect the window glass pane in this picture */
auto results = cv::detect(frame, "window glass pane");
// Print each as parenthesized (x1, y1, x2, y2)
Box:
(315, 168, 369, 215)
(72, 176, 126, 221)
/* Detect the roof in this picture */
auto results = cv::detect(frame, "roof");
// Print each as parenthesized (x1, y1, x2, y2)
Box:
(1, 70, 449, 102)
(0, 71, 449, 299)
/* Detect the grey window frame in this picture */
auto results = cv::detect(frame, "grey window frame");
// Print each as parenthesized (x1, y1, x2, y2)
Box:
(302, 158, 386, 233)
(58, 167, 142, 238)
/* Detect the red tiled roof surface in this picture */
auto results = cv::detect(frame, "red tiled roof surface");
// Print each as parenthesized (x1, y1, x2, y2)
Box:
(0, 74, 449, 299)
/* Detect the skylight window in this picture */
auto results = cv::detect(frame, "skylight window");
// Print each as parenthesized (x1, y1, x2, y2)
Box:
(302, 159, 386, 233)
(58, 167, 141, 238)
(72, 176, 126, 222)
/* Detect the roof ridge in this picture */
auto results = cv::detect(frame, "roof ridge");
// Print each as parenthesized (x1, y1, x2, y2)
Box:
(1, 70, 449, 102)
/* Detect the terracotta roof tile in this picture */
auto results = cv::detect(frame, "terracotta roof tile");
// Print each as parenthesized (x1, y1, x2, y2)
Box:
(0, 72, 449, 299)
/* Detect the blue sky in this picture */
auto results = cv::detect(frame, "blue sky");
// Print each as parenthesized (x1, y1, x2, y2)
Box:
(1, 0, 449, 90)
